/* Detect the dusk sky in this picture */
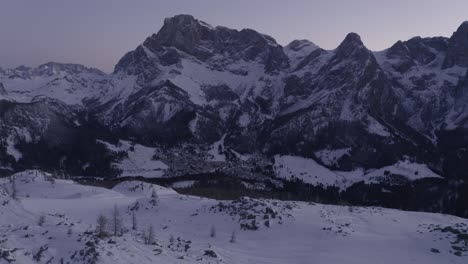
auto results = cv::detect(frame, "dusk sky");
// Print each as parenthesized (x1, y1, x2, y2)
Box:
(1, 0, 468, 72)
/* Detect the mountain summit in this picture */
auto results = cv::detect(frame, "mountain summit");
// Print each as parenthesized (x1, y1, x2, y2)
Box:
(443, 21, 468, 68)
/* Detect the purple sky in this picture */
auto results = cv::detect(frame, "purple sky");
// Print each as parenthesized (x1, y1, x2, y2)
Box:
(1, 0, 467, 72)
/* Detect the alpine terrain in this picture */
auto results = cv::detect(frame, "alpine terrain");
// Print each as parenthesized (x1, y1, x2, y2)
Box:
(0, 14, 468, 263)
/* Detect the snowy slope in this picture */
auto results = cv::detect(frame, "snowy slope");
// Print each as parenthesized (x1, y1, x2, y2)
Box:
(0, 171, 466, 264)
(0, 62, 108, 106)
(284, 39, 319, 69)
(274, 155, 442, 189)
(97, 140, 168, 178)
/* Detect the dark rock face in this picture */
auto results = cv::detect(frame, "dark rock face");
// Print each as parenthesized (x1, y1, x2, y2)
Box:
(286, 39, 315, 52)
(448, 70, 468, 128)
(386, 37, 448, 73)
(111, 81, 197, 144)
(115, 14, 289, 75)
(443, 21, 468, 69)
(114, 45, 162, 82)
(202, 85, 239, 102)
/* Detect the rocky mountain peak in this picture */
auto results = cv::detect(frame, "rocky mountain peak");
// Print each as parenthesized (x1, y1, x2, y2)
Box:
(117, 15, 289, 74)
(163, 14, 200, 26)
(387, 40, 409, 55)
(335, 32, 370, 59)
(37, 62, 106, 76)
(385, 36, 447, 73)
(141, 14, 214, 59)
(341, 32, 364, 46)
(458, 20, 468, 31)
(443, 21, 468, 69)
(285, 39, 318, 52)
(284, 40, 319, 66)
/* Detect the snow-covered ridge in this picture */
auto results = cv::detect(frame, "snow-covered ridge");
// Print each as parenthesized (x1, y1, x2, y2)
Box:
(0, 171, 466, 263)
(274, 155, 441, 189)
(0, 62, 109, 105)
(97, 140, 168, 178)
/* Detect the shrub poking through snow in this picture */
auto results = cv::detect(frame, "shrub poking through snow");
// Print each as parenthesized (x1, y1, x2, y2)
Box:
(209, 197, 296, 230)
(96, 213, 108, 239)
(144, 224, 155, 245)
(111, 204, 123, 237)
(150, 188, 159, 206)
(230, 230, 236, 243)
(132, 212, 137, 231)
(10, 177, 17, 200)
(203, 250, 218, 258)
(210, 225, 216, 238)
(38, 214, 46, 226)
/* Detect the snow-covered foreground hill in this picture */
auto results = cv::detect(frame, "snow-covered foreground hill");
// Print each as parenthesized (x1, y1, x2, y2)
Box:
(0, 170, 467, 264)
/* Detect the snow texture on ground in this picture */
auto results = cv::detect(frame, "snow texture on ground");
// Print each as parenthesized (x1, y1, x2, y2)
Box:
(0, 170, 466, 264)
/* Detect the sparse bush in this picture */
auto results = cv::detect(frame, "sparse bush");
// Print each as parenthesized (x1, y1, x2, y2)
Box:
(38, 214, 46, 226)
(210, 225, 216, 238)
(150, 188, 159, 206)
(11, 177, 18, 200)
(144, 224, 155, 245)
(111, 204, 123, 236)
(230, 230, 236, 243)
(132, 212, 137, 231)
(96, 213, 109, 239)
(33, 246, 48, 261)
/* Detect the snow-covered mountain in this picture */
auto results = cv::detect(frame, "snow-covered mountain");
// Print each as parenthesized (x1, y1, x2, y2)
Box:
(0, 62, 108, 105)
(1, 14, 468, 217)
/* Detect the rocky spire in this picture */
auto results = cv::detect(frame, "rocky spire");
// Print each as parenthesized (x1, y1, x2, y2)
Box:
(335, 33, 369, 59)
(442, 21, 468, 69)
(143, 14, 214, 57)
(116, 14, 289, 73)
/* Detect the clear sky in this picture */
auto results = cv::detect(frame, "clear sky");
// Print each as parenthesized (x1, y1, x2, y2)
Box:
(1, 0, 467, 72)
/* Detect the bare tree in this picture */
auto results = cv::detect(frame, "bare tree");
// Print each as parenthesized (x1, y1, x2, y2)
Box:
(150, 188, 158, 206)
(230, 229, 236, 243)
(111, 204, 123, 236)
(144, 224, 155, 245)
(210, 225, 216, 238)
(11, 177, 18, 200)
(96, 213, 108, 239)
(38, 214, 46, 226)
(131, 212, 138, 231)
